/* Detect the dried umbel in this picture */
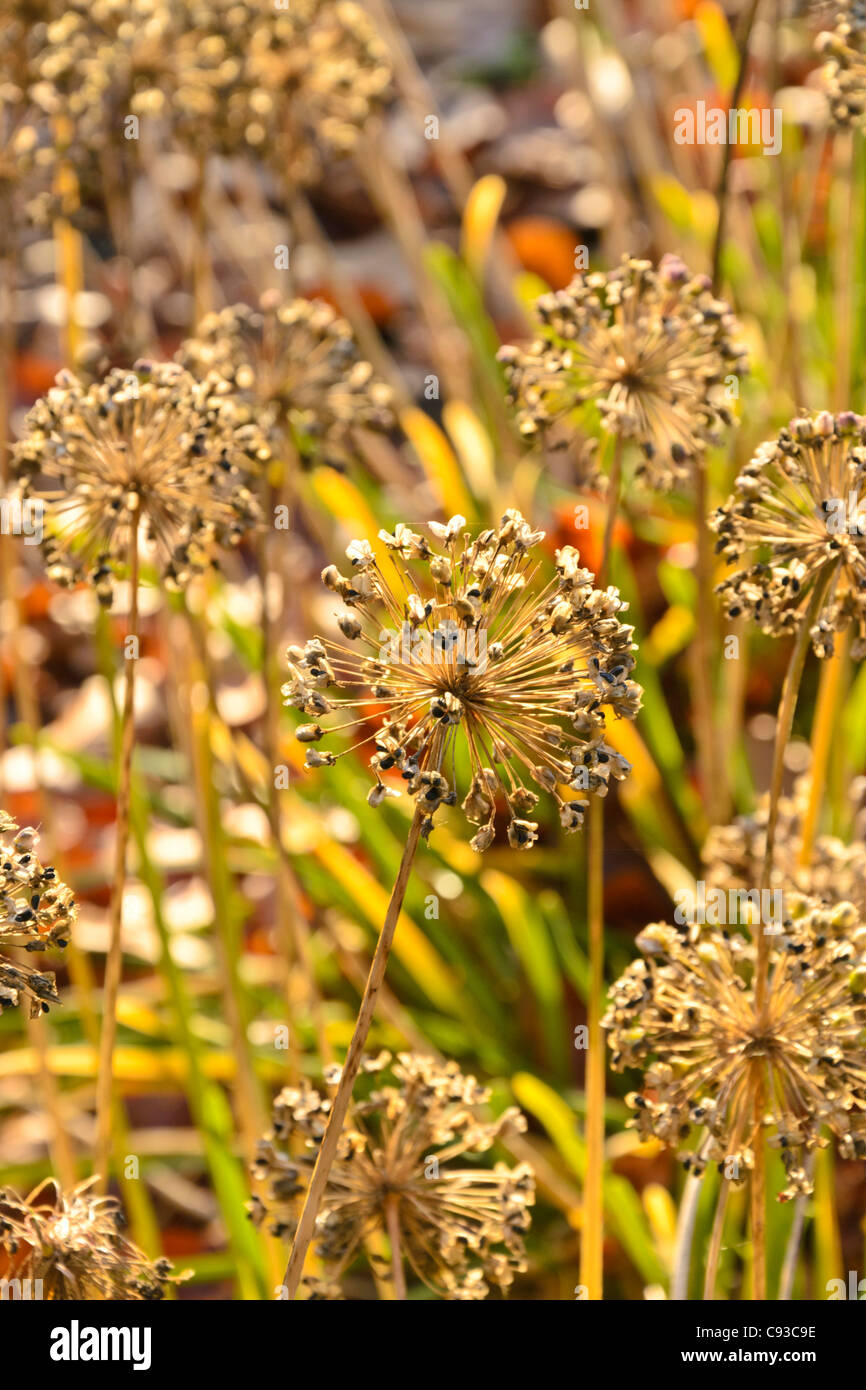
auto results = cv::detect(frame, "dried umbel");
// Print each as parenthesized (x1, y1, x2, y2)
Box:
(712, 411, 866, 657)
(498, 255, 747, 490)
(604, 894, 866, 1201)
(250, 1052, 535, 1300)
(30, 0, 391, 175)
(13, 360, 258, 602)
(178, 297, 394, 473)
(817, 3, 866, 127)
(0, 1178, 175, 1299)
(242, 0, 392, 182)
(284, 511, 642, 849)
(703, 779, 866, 917)
(0, 811, 73, 1017)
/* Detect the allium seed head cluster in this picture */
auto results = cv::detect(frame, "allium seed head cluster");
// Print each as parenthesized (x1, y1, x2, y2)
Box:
(177, 296, 395, 474)
(604, 894, 866, 1200)
(0, 1178, 176, 1298)
(498, 255, 748, 490)
(817, 3, 866, 127)
(29, 0, 392, 176)
(250, 1052, 535, 1300)
(0, 811, 74, 1017)
(713, 411, 866, 657)
(13, 360, 259, 602)
(704, 780, 866, 918)
(284, 511, 642, 849)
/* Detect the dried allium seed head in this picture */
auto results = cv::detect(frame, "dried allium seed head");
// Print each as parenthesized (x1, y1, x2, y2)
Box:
(178, 297, 394, 473)
(712, 411, 866, 657)
(0, 1178, 178, 1298)
(240, 0, 393, 181)
(604, 893, 866, 1199)
(13, 360, 259, 602)
(250, 1052, 535, 1300)
(283, 511, 642, 847)
(0, 810, 73, 1017)
(817, 4, 866, 127)
(29, 0, 391, 174)
(498, 255, 748, 490)
(703, 778, 866, 917)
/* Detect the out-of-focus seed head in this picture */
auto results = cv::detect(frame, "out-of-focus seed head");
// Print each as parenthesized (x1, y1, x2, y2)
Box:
(0, 1177, 181, 1298)
(818, 4, 866, 128)
(712, 411, 866, 658)
(604, 893, 866, 1199)
(13, 360, 259, 602)
(703, 777, 866, 917)
(498, 254, 748, 491)
(250, 1051, 535, 1300)
(178, 296, 395, 474)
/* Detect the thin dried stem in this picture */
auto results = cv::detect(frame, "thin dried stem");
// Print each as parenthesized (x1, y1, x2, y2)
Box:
(385, 1194, 407, 1300)
(94, 523, 140, 1188)
(282, 801, 426, 1299)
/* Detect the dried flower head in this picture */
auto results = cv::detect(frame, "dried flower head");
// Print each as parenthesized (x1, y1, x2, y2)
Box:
(30, 0, 391, 175)
(178, 297, 394, 473)
(250, 1051, 534, 1299)
(703, 778, 866, 917)
(712, 411, 866, 657)
(817, 3, 866, 127)
(498, 255, 747, 490)
(0, 1178, 176, 1298)
(13, 360, 258, 603)
(240, 0, 393, 182)
(604, 893, 866, 1200)
(284, 511, 642, 848)
(0, 811, 73, 1017)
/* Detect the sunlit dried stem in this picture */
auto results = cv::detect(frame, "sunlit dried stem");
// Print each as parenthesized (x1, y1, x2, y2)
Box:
(282, 799, 428, 1298)
(94, 522, 140, 1189)
(580, 439, 622, 1301)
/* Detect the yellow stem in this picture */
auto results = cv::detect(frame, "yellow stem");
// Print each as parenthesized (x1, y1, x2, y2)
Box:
(94, 525, 139, 1189)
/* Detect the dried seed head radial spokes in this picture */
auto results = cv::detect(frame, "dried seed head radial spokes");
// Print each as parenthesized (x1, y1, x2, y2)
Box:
(0, 1177, 176, 1299)
(713, 411, 866, 657)
(498, 254, 748, 490)
(178, 296, 395, 472)
(603, 894, 866, 1200)
(250, 1051, 535, 1300)
(13, 361, 259, 602)
(0, 810, 74, 1017)
(284, 510, 642, 849)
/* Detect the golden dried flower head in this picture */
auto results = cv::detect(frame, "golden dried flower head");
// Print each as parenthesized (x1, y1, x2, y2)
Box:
(817, 4, 866, 127)
(30, 0, 391, 173)
(177, 297, 394, 473)
(240, 0, 393, 181)
(498, 255, 747, 490)
(604, 894, 866, 1200)
(13, 360, 259, 603)
(712, 410, 866, 657)
(284, 511, 642, 848)
(0, 810, 74, 1017)
(703, 779, 866, 917)
(250, 1051, 534, 1300)
(0, 1178, 176, 1298)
